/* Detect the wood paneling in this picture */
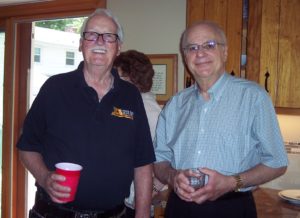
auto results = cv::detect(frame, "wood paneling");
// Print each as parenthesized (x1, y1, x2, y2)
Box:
(0, 0, 106, 19)
(2, 17, 15, 218)
(205, 0, 228, 28)
(276, 0, 300, 107)
(186, 0, 205, 26)
(13, 23, 32, 218)
(247, 0, 300, 112)
(245, 0, 262, 82)
(186, 0, 243, 84)
(226, 0, 243, 77)
(259, 0, 280, 103)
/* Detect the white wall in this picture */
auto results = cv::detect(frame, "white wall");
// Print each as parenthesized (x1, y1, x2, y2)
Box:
(278, 115, 300, 142)
(107, 0, 186, 91)
(30, 27, 83, 104)
(261, 115, 300, 190)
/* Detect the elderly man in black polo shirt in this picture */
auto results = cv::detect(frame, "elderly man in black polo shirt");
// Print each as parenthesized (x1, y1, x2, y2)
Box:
(17, 8, 155, 218)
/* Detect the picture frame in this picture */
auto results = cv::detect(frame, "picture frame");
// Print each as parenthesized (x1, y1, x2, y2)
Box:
(147, 54, 178, 105)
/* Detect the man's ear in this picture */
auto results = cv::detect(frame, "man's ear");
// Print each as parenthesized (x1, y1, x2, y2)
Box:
(117, 43, 122, 55)
(223, 45, 228, 62)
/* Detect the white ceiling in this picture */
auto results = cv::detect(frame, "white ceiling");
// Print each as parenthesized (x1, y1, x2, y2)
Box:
(0, 0, 50, 7)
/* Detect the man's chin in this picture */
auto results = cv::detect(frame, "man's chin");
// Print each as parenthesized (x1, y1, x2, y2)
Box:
(86, 61, 105, 67)
(194, 68, 212, 76)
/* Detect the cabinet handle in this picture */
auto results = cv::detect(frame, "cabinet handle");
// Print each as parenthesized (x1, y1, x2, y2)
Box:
(264, 71, 270, 93)
(230, 70, 235, 76)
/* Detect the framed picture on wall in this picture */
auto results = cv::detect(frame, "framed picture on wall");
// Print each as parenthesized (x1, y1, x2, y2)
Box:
(147, 54, 178, 105)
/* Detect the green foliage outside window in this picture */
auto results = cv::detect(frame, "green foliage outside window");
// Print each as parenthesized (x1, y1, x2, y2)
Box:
(35, 17, 85, 33)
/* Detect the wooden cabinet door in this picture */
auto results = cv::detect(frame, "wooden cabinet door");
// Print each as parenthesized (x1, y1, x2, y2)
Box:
(276, 0, 300, 108)
(186, 0, 243, 78)
(247, 0, 300, 111)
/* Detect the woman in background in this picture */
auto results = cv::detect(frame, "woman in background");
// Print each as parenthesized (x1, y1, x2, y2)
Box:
(114, 50, 167, 218)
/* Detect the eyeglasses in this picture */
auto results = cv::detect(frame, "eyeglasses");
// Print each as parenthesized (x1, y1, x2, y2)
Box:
(183, 40, 225, 54)
(83, 31, 119, 43)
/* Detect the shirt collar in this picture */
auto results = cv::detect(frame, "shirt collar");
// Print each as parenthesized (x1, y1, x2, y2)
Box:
(75, 61, 121, 92)
(208, 72, 229, 101)
(193, 72, 229, 101)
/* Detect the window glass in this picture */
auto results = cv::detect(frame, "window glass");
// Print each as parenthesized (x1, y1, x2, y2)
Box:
(34, 47, 41, 63)
(66, 51, 75, 65)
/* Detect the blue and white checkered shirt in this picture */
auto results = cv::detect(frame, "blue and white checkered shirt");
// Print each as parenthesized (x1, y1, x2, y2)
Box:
(154, 73, 288, 176)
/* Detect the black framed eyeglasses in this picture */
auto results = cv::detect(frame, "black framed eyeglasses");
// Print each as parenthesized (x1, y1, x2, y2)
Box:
(184, 40, 225, 54)
(83, 31, 119, 43)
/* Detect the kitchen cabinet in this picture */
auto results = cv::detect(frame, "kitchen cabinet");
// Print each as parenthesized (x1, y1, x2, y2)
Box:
(247, 0, 300, 112)
(185, 0, 243, 87)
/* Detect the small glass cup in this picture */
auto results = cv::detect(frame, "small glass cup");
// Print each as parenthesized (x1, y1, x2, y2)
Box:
(188, 168, 206, 190)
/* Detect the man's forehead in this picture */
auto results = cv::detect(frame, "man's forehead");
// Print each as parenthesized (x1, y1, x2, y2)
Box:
(87, 14, 117, 28)
(188, 26, 216, 40)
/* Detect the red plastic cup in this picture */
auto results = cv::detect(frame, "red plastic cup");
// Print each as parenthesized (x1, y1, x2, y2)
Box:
(55, 162, 83, 203)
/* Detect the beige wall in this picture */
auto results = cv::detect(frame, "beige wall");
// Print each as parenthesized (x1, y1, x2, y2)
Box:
(278, 115, 300, 142)
(107, 0, 186, 91)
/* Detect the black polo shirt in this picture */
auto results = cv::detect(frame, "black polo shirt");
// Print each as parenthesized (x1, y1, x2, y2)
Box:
(17, 62, 155, 210)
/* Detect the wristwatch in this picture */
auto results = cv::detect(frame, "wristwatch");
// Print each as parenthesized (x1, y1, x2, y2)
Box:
(233, 174, 243, 192)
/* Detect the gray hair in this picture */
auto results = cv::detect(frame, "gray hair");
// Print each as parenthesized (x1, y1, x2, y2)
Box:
(181, 20, 227, 49)
(80, 8, 124, 43)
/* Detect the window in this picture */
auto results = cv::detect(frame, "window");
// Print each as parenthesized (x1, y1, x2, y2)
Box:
(34, 47, 41, 63)
(66, 51, 75, 65)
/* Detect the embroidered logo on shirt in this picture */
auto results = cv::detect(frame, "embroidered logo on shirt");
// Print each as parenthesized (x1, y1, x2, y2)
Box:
(111, 107, 134, 120)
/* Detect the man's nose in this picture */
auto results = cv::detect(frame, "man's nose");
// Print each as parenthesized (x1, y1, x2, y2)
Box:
(96, 35, 105, 44)
(196, 48, 206, 56)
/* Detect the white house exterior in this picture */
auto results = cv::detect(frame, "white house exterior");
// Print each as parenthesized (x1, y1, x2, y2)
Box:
(30, 26, 83, 104)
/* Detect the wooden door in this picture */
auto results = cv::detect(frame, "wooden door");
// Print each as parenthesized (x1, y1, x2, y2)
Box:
(186, 0, 243, 84)
(276, 0, 300, 108)
(257, 0, 280, 103)
(247, 0, 300, 112)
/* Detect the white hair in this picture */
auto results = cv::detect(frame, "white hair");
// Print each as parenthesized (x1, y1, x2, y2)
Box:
(181, 20, 227, 49)
(80, 8, 124, 43)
